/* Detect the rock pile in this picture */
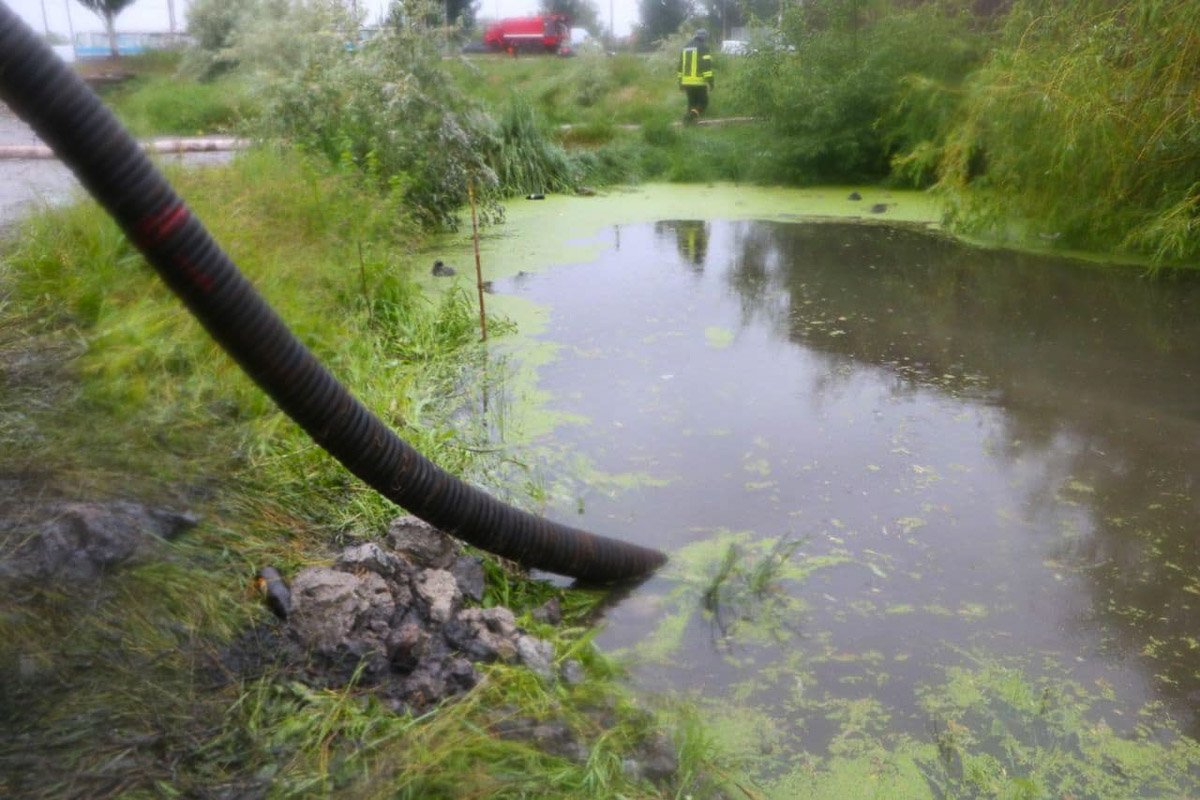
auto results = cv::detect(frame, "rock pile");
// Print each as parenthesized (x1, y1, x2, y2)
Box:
(270, 518, 680, 783)
(275, 515, 564, 713)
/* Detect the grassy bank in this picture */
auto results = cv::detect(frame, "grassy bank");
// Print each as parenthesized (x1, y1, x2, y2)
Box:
(0, 149, 725, 798)
(83, 51, 254, 138)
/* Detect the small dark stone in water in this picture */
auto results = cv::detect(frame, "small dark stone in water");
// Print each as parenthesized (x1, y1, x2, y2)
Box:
(870, 203, 889, 213)
(431, 259, 456, 277)
(848, 191, 862, 201)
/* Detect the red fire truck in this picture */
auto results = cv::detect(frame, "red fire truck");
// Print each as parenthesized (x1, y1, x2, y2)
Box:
(482, 15, 571, 54)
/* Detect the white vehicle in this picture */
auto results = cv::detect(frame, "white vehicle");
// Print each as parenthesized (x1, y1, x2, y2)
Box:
(720, 39, 748, 55)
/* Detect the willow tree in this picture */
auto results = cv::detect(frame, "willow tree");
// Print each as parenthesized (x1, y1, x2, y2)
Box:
(77, 0, 137, 58)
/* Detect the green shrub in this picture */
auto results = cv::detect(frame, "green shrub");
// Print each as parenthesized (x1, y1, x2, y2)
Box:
(735, 0, 988, 184)
(241, 4, 497, 230)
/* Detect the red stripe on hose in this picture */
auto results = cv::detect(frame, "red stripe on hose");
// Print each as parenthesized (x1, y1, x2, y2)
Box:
(174, 254, 214, 293)
(135, 202, 189, 248)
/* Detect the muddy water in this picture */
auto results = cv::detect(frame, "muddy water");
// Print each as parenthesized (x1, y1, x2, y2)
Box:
(492, 218, 1200, 788)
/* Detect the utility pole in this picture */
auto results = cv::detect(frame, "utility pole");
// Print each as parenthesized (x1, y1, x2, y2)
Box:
(609, 0, 613, 46)
(63, 0, 76, 50)
(39, 0, 50, 36)
(167, 0, 176, 35)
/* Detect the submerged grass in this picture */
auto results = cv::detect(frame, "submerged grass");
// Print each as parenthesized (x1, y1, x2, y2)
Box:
(0, 148, 723, 797)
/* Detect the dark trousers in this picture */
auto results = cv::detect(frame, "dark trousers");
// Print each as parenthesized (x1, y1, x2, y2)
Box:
(684, 85, 709, 115)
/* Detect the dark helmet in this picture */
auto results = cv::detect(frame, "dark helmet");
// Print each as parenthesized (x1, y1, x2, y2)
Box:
(694, 29, 709, 41)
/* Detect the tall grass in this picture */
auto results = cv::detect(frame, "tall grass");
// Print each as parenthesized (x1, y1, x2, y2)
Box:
(937, 0, 1200, 264)
(485, 96, 580, 195)
(445, 51, 685, 129)
(102, 73, 254, 136)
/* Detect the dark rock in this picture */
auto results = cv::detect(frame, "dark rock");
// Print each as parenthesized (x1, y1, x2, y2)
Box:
(445, 656, 478, 691)
(386, 622, 425, 673)
(626, 732, 680, 784)
(402, 658, 449, 706)
(575, 186, 597, 197)
(532, 597, 562, 625)
(431, 259, 456, 277)
(148, 508, 200, 540)
(444, 606, 519, 661)
(848, 191, 862, 201)
(394, 652, 478, 709)
(336, 542, 408, 580)
(494, 718, 589, 762)
(450, 555, 485, 602)
(386, 515, 459, 569)
(1, 500, 198, 581)
(870, 203, 889, 213)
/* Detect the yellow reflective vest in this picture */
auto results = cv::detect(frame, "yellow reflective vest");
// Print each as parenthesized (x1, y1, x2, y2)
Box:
(679, 44, 714, 88)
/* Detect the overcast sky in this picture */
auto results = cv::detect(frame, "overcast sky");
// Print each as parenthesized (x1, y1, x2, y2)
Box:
(6, 0, 642, 39)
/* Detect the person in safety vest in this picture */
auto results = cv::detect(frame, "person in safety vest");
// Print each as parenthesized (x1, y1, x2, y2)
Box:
(678, 29, 714, 122)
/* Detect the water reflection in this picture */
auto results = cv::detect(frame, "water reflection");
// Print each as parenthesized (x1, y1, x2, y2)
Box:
(655, 220, 710, 271)
(493, 219, 1200, 748)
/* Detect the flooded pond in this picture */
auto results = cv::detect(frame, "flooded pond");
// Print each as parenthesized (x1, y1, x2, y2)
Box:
(489, 214, 1200, 793)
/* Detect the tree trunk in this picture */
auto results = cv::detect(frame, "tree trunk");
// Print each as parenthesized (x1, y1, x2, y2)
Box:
(104, 10, 117, 59)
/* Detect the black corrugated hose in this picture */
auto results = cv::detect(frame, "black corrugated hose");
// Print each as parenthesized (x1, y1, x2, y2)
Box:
(0, 6, 666, 583)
